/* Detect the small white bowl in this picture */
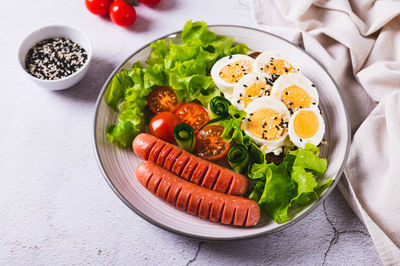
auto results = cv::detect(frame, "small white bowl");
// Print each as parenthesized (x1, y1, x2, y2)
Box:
(18, 25, 92, 91)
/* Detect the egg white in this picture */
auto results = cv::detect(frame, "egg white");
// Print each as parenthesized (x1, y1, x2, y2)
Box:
(288, 107, 325, 148)
(271, 72, 319, 112)
(243, 96, 290, 155)
(210, 54, 254, 99)
(231, 73, 270, 110)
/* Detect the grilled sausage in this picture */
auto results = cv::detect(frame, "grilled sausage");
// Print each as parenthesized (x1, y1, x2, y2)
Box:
(132, 133, 249, 196)
(136, 161, 260, 227)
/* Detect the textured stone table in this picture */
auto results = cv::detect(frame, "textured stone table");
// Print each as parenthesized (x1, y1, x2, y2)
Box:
(1, 0, 381, 264)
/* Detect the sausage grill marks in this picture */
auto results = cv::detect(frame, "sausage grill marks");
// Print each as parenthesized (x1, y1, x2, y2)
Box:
(133, 133, 249, 196)
(136, 161, 260, 227)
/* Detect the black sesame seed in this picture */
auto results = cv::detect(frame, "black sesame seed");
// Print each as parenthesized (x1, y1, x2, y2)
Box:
(239, 93, 242, 97)
(243, 84, 248, 87)
(300, 138, 303, 142)
(219, 71, 222, 75)
(232, 75, 235, 77)
(248, 95, 251, 97)
(227, 64, 231, 67)
(229, 55, 232, 59)
(236, 63, 239, 66)
(247, 118, 251, 122)
(256, 76, 259, 80)
(285, 91, 289, 95)
(285, 68, 288, 73)
(312, 84, 315, 87)
(260, 68, 263, 70)
(275, 125, 280, 130)
(237, 100, 240, 103)
(274, 67, 277, 70)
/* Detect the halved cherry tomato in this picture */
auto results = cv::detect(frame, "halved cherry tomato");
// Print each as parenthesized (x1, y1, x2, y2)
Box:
(149, 112, 180, 143)
(195, 125, 231, 161)
(148, 86, 181, 114)
(175, 103, 209, 133)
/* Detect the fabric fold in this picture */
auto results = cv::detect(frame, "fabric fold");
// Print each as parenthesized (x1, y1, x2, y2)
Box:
(251, 0, 400, 263)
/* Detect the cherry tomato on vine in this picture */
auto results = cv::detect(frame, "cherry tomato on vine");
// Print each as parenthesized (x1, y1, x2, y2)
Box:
(85, 0, 113, 16)
(140, 0, 161, 6)
(109, 0, 137, 27)
(149, 112, 180, 143)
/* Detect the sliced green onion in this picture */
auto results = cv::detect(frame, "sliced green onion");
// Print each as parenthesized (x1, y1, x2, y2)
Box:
(228, 144, 249, 173)
(174, 123, 196, 153)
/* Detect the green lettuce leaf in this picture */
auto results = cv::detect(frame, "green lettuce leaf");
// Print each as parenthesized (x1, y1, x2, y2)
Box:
(248, 144, 332, 224)
(230, 43, 250, 55)
(288, 143, 327, 177)
(104, 70, 134, 110)
(182, 20, 217, 47)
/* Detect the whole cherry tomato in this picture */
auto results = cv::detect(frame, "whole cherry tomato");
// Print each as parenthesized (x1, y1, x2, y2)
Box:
(109, 0, 137, 27)
(140, 0, 161, 6)
(85, 0, 113, 16)
(149, 112, 180, 143)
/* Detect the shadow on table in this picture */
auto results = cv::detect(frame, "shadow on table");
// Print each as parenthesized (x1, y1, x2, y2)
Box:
(55, 56, 115, 103)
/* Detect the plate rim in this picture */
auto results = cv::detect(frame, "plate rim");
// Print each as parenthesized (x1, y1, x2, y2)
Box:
(92, 24, 352, 241)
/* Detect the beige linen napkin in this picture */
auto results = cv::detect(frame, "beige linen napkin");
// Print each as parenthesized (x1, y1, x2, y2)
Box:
(251, 0, 400, 264)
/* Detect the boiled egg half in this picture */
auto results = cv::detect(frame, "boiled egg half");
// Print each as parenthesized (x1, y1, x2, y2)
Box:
(253, 51, 298, 80)
(231, 73, 272, 110)
(243, 96, 290, 155)
(271, 73, 319, 114)
(211, 54, 254, 99)
(288, 108, 325, 148)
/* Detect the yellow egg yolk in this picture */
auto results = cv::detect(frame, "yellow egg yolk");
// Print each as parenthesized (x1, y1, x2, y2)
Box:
(293, 110, 319, 139)
(239, 81, 272, 107)
(219, 60, 252, 83)
(281, 85, 312, 113)
(246, 108, 286, 141)
(261, 59, 297, 76)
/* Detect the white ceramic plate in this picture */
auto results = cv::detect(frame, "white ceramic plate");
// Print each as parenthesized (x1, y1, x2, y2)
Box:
(93, 25, 350, 240)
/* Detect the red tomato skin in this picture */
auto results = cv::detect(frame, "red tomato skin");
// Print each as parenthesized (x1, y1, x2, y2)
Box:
(175, 103, 209, 133)
(85, 0, 113, 16)
(109, 0, 137, 27)
(149, 112, 180, 143)
(140, 0, 161, 6)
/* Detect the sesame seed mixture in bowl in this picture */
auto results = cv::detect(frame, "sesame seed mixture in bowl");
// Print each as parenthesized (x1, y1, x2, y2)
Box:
(18, 25, 92, 90)
(25, 37, 87, 80)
